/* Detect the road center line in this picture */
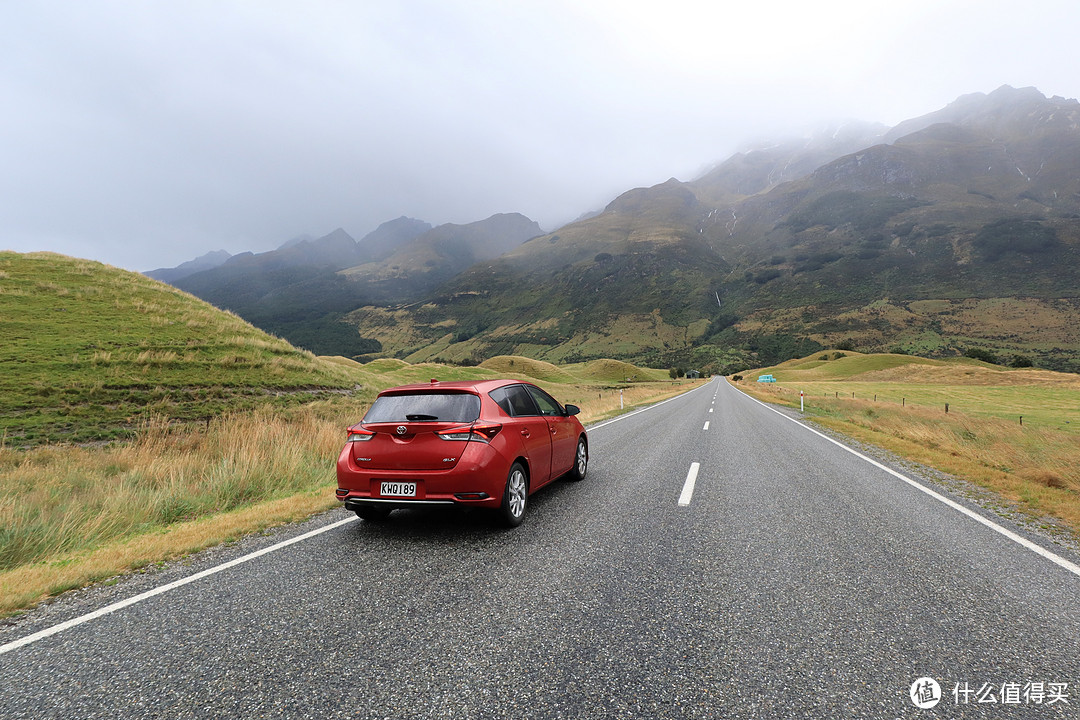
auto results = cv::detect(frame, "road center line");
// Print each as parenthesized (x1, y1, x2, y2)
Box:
(678, 463, 701, 507)
(703, 421, 710, 430)
(0, 515, 360, 656)
(588, 378, 716, 432)
(732, 382, 1080, 580)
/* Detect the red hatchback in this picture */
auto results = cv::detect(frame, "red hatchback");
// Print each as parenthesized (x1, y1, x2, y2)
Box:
(336, 379, 588, 527)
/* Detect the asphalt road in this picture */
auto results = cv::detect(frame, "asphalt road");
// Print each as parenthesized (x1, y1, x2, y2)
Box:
(2, 377, 1079, 719)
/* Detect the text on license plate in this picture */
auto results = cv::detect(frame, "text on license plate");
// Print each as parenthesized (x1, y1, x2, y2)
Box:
(380, 481, 416, 497)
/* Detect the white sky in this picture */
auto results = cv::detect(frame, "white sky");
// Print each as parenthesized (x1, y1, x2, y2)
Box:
(2, 0, 1078, 271)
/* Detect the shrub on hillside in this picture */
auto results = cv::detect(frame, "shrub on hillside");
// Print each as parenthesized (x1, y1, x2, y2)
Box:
(964, 347, 999, 364)
(974, 218, 1059, 261)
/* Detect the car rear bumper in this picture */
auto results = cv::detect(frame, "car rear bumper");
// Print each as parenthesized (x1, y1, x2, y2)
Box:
(342, 495, 456, 511)
(336, 442, 510, 510)
(339, 491, 498, 511)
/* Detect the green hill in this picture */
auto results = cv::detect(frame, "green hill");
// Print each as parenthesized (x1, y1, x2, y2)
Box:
(0, 252, 369, 444)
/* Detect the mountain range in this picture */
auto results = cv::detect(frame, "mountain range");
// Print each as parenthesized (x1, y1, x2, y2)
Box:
(151, 85, 1080, 373)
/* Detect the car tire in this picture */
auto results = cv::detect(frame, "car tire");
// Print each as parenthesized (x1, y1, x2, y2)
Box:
(566, 436, 588, 482)
(355, 506, 391, 522)
(498, 462, 528, 528)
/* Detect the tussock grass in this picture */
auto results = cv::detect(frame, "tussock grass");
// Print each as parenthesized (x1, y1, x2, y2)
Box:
(0, 408, 350, 574)
(0, 489, 339, 617)
(0, 402, 367, 615)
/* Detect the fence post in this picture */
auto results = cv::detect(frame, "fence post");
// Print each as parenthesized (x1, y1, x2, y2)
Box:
(945, 403, 949, 413)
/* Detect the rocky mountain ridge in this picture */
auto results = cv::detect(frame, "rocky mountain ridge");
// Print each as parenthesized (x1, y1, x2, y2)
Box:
(153, 85, 1080, 372)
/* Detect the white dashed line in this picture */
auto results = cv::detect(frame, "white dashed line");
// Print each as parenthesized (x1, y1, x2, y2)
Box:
(678, 463, 701, 507)
(703, 421, 710, 431)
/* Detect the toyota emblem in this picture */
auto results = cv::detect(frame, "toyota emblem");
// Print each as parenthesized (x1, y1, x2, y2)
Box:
(396, 426, 407, 435)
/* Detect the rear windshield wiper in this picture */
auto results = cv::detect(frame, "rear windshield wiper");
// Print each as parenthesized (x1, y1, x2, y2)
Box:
(405, 414, 439, 421)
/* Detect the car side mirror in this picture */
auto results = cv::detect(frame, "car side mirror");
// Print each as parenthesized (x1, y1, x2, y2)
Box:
(564, 404, 581, 416)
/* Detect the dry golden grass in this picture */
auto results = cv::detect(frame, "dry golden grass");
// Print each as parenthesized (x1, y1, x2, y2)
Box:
(0, 490, 339, 617)
(0, 402, 367, 617)
(565, 381, 705, 424)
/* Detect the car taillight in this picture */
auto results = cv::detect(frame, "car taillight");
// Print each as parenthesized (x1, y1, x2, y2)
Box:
(436, 423, 502, 443)
(346, 428, 375, 442)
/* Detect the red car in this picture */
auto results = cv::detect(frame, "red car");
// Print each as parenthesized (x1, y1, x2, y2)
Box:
(336, 379, 588, 527)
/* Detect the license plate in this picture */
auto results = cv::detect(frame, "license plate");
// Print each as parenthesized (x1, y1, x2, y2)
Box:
(380, 481, 416, 497)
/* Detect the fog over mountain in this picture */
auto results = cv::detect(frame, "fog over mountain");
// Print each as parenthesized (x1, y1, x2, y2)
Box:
(2, 1, 1080, 271)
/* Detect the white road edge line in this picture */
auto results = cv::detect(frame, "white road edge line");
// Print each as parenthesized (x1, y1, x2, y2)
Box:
(587, 378, 715, 432)
(732, 382, 1080, 579)
(0, 515, 360, 656)
(679, 463, 701, 507)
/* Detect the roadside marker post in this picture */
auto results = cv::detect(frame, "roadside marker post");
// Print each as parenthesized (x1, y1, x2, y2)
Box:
(800, 390, 804, 413)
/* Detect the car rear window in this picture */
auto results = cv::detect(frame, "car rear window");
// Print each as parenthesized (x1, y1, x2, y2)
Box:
(363, 392, 481, 423)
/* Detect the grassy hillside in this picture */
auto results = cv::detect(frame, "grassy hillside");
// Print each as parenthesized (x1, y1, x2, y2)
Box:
(0, 252, 370, 444)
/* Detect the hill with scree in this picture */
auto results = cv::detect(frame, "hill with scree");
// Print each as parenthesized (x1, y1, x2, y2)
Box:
(0, 251, 371, 445)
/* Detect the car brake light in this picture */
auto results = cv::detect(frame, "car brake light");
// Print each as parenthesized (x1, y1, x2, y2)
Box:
(346, 428, 375, 442)
(470, 423, 502, 442)
(436, 423, 502, 443)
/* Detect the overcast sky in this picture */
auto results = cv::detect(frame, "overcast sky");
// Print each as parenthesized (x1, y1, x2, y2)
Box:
(3, 0, 1079, 272)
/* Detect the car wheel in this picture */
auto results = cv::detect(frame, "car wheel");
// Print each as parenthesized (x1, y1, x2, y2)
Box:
(498, 462, 528, 527)
(567, 436, 588, 481)
(355, 506, 391, 522)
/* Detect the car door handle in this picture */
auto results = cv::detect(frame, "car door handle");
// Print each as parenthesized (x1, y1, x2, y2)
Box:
(520, 429, 530, 438)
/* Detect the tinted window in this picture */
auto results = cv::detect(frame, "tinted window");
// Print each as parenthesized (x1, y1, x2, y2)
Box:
(526, 385, 564, 416)
(489, 385, 539, 417)
(489, 387, 515, 416)
(364, 392, 480, 423)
